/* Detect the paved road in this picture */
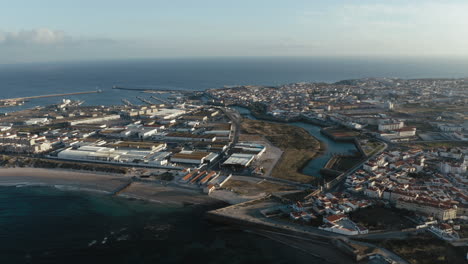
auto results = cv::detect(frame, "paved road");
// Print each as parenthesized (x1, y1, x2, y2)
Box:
(219, 106, 241, 149)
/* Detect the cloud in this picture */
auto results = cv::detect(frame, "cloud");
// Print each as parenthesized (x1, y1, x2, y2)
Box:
(0, 28, 70, 45)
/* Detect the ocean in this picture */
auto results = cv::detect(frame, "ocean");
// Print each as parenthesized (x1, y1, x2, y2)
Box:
(1, 57, 468, 109)
(0, 57, 467, 263)
(0, 186, 317, 264)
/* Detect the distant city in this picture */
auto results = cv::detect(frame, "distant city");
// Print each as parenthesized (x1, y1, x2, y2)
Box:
(0, 77, 466, 263)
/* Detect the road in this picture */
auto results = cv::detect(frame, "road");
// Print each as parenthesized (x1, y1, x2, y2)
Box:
(220, 106, 242, 149)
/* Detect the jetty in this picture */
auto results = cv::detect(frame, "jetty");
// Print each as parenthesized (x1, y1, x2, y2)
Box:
(0, 90, 102, 102)
(150, 95, 171, 105)
(110, 180, 133, 196)
(121, 99, 134, 106)
(136, 96, 154, 105)
(112, 86, 195, 94)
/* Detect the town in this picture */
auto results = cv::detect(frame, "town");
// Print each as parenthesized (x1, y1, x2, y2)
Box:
(0, 77, 467, 264)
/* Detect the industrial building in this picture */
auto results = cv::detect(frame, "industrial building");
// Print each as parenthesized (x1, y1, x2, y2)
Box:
(222, 153, 256, 168)
(57, 145, 171, 167)
(164, 133, 216, 142)
(152, 108, 186, 120)
(68, 114, 121, 126)
(171, 150, 218, 165)
(232, 142, 266, 156)
(110, 141, 166, 152)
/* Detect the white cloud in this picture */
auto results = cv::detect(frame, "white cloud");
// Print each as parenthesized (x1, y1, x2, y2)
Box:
(0, 28, 70, 45)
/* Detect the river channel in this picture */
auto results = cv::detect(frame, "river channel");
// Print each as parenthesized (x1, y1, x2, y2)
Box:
(232, 106, 357, 178)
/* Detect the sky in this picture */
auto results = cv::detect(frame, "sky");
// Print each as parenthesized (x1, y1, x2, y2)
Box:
(1, 0, 468, 63)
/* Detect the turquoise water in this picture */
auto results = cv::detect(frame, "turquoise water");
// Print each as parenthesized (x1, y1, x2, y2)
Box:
(0, 186, 316, 264)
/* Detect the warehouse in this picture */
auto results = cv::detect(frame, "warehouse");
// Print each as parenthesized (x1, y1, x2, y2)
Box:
(57, 145, 171, 167)
(232, 142, 266, 156)
(171, 150, 216, 164)
(222, 153, 256, 169)
(165, 133, 216, 142)
(111, 141, 166, 152)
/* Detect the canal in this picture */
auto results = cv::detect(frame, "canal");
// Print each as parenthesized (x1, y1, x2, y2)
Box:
(232, 106, 357, 178)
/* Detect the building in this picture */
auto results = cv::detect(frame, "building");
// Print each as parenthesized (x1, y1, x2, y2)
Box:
(378, 121, 404, 131)
(395, 127, 417, 137)
(57, 145, 171, 167)
(170, 150, 217, 164)
(396, 198, 457, 221)
(437, 124, 464, 132)
(164, 133, 216, 142)
(0, 133, 52, 153)
(24, 118, 49, 126)
(222, 153, 256, 168)
(111, 141, 166, 152)
(68, 114, 121, 126)
(439, 161, 467, 175)
(319, 214, 368, 235)
(151, 108, 186, 120)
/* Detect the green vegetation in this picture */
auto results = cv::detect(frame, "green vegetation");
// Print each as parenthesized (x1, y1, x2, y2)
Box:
(378, 234, 467, 264)
(348, 206, 414, 231)
(397, 102, 468, 116)
(329, 155, 362, 172)
(241, 119, 322, 184)
(402, 141, 468, 149)
(458, 224, 468, 238)
(323, 127, 360, 139)
(359, 139, 385, 156)
(223, 179, 296, 195)
(405, 121, 434, 132)
(15, 122, 68, 134)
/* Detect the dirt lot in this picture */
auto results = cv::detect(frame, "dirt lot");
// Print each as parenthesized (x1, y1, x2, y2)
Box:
(378, 234, 467, 264)
(222, 178, 297, 196)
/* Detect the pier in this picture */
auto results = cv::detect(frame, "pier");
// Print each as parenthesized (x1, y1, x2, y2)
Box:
(0, 90, 102, 103)
(112, 86, 194, 94)
(121, 99, 134, 107)
(150, 95, 171, 105)
(110, 179, 133, 196)
(136, 96, 154, 105)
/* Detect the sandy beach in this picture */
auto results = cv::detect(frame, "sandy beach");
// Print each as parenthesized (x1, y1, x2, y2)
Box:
(0, 167, 220, 206)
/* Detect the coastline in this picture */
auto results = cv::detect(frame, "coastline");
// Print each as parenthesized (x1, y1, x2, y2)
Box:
(0, 167, 221, 206)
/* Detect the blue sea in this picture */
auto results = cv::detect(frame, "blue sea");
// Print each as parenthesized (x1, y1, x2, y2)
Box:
(0, 57, 467, 263)
(0, 186, 314, 264)
(1, 57, 468, 109)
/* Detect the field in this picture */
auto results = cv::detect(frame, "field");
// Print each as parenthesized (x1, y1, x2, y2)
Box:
(378, 234, 467, 264)
(241, 119, 322, 184)
(329, 155, 362, 172)
(397, 103, 468, 115)
(348, 206, 414, 231)
(401, 141, 468, 149)
(405, 121, 434, 132)
(323, 127, 360, 139)
(222, 179, 297, 196)
(359, 139, 386, 156)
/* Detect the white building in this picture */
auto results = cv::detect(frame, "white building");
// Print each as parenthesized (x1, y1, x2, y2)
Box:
(378, 121, 404, 131)
(439, 161, 467, 175)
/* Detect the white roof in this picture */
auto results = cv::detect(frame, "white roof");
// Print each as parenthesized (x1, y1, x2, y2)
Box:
(223, 153, 255, 166)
